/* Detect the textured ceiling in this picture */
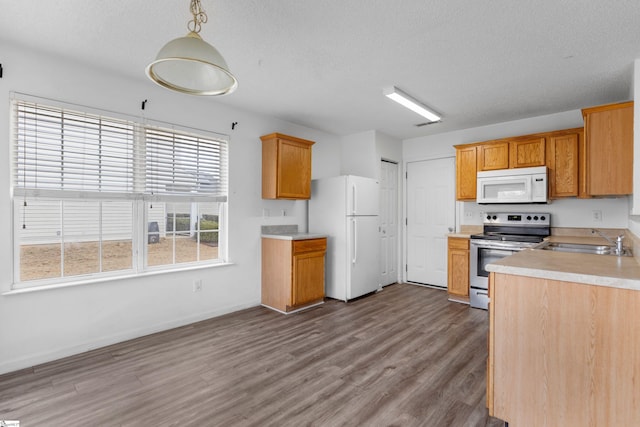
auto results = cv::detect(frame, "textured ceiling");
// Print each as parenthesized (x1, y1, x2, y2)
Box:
(1, 0, 639, 139)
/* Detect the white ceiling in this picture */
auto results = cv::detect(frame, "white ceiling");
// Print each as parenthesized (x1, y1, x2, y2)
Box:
(1, 0, 639, 140)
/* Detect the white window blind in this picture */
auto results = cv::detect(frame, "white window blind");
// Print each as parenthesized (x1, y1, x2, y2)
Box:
(13, 101, 136, 198)
(145, 126, 228, 202)
(12, 99, 229, 202)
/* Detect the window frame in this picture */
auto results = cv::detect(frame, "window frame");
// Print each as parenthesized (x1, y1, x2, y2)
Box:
(10, 94, 229, 290)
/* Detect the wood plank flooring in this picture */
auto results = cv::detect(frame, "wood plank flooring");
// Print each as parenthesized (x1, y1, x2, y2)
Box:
(0, 283, 505, 426)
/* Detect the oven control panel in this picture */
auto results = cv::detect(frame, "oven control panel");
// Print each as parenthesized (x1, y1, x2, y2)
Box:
(483, 212, 550, 226)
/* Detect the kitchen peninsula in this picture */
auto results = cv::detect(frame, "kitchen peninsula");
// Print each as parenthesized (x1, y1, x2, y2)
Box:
(486, 234, 640, 426)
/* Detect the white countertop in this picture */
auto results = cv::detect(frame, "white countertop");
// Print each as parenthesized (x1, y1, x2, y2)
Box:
(261, 233, 328, 241)
(487, 236, 640, 291)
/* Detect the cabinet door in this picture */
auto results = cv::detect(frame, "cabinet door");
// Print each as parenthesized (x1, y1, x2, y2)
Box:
(477, 142, 509, 171)
(509, 137, 546, 168)
(277, 139, 312, 199)
(292, 251, 325, 307)
(456, 146, 477, 200)
(582, 102, 633, 196)
(447, 238, 469, 297)
(547, 132, 579, 198)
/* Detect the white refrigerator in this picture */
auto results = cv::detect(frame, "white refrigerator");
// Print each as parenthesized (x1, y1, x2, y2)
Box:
(308, 175, 380, 301)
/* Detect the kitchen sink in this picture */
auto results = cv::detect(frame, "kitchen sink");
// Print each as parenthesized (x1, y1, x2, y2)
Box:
(536, 241, 633, 257)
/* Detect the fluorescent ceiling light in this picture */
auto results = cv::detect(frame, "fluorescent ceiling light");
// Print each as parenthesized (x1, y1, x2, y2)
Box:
(384, 86, 441, 122)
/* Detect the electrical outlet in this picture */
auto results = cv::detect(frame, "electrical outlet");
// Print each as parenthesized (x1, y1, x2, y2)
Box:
(592, 210, 602, 222)
(193, 279, 203, 292)
(465, 211, 473, 219)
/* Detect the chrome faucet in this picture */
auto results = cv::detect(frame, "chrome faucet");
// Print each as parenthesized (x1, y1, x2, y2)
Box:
(591, 229, 625, 254)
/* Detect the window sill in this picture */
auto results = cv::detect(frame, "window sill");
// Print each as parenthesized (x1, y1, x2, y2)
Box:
(3, 262, 235, 296)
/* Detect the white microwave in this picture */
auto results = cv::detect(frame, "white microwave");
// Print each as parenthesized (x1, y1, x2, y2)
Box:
(476, 166, 547, 204)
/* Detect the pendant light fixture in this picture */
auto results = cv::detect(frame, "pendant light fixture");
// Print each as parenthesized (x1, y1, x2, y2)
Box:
(146, 0, 238, 96)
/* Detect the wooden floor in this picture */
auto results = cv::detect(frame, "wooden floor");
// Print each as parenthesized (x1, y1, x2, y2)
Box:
(0, 283, 505, 427)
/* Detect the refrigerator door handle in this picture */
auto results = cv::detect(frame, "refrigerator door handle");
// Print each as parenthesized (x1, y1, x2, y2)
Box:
(351, 182, 357, 215)
(352, 218, 357, 264)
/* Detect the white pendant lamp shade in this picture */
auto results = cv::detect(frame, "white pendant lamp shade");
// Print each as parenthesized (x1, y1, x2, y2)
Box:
(146, 0, 238, 96)
(147, 32, 237, 96)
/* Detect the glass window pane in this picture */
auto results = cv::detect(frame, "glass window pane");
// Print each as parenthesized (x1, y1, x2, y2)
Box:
(198, 202, 220, 261)
(146, 201, 223, 267)
(199, 231, 219, 261)
(18, 199, 62, 281)
(176, 235, 198, 264)
(102, 201, 133, 272)
(63, 201, 100, 276)
(174, 202, 196, 264)
(64, 241, 99, 276)
(148, 234, 174, 266)
(147, 203, 173, 267)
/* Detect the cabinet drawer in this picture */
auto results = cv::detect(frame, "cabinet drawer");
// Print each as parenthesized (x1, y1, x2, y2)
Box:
(293, 238, 327, 254)
(448, 237, 469, 250)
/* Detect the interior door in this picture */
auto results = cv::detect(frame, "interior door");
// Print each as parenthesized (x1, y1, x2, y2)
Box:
(406, 157, 455, 288)
(379, 160, 398, 286)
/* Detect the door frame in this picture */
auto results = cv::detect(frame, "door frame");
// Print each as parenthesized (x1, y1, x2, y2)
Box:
(402, 155, 457, 286)
(379, 159, 400, 286)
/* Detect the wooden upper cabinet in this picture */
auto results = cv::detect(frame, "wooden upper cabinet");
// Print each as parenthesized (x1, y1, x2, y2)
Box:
(456, 145, 477, 201)
(261, 133, 315, 199)
(547, 129, 581, 198)
(477, 142, 509, 171)
(582, 101, 634, 196)
(509, 137, 546, 168)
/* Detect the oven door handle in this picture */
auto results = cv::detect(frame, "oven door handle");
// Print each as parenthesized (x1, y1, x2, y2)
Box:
(470, 241, 527, 251)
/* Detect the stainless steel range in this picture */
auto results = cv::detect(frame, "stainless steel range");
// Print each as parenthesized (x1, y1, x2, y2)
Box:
(469, 212, 550, 309)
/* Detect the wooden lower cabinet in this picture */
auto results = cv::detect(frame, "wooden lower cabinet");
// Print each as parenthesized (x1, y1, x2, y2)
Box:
(262, 237, 326, 313)
(447, 237, 469, 302)
(488, 272, 640, 425)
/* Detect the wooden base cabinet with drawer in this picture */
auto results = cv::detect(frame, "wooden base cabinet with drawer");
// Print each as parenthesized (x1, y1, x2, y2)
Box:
(447, 237, 470, 303)
(261, 237, 327, 314)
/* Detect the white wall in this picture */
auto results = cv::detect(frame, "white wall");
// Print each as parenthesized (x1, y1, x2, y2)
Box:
(340, 130, 378, 178)
(341, 130, 403, 178)
(0, 42, 342, 374)
(402, 109, 631, 232)
(375, 131, 403, 171)
(461, 198, 629, 229)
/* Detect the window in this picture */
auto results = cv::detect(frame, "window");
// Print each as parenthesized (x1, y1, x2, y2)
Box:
(11, 97, 228, 289)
